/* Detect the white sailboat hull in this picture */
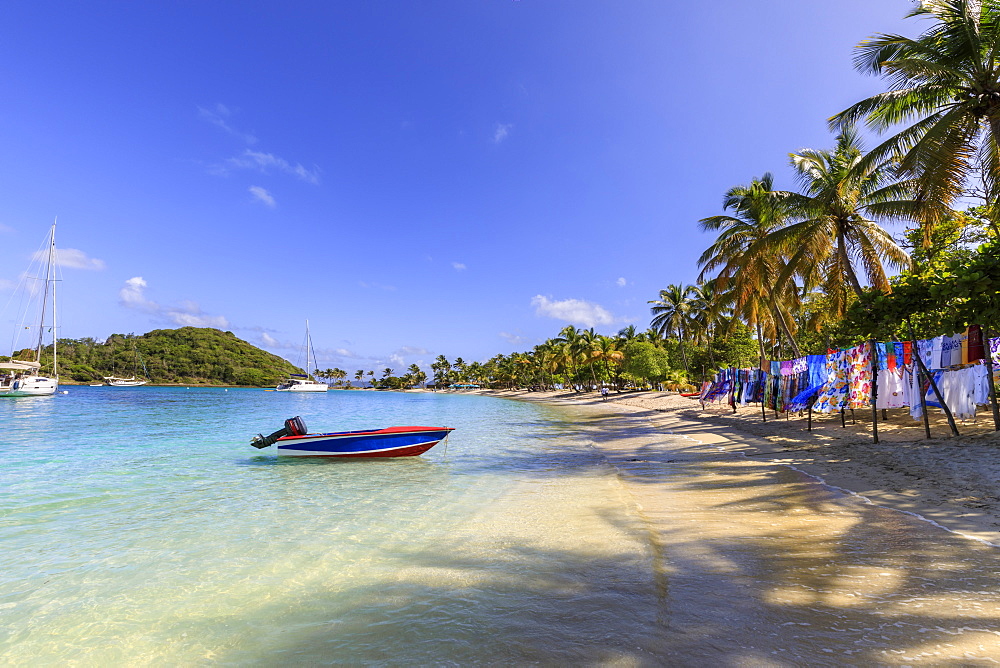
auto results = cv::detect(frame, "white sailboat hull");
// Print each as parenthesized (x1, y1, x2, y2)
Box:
(0, 376, 57, 397)
(275, 379, 328, 392)
(105, 377, 148, 387)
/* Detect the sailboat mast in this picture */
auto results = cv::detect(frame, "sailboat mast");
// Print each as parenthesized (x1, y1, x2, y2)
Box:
(306, 319, 314, 376)
(36, 220, 56, 366)
(51, 221, 57, 379)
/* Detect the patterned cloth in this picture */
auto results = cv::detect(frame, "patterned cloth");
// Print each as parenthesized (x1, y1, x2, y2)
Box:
(847, 342, 873, 409)
(790, 356, 808, 375)
(813, 349, 850, 413)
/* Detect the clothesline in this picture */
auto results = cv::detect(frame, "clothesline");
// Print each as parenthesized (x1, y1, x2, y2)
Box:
(699, 326, 1000, 424)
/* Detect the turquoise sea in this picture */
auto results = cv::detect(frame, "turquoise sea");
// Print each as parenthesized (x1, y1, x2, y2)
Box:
(0, 388, 663, 665)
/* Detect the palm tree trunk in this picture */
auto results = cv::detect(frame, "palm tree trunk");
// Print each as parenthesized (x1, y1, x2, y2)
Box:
(677, 327, 690, 375)
(769, 300, 801, 358)
(755, 320, 766, 363)
(762, 279, 800, 357)
(839, 221, 866, 298)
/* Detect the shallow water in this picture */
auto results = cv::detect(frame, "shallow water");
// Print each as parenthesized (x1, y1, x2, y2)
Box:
(0, 388, 664, 665)
(3, 388, 1000, 665)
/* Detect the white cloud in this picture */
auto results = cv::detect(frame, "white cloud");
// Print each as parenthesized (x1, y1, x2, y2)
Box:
(261, 332, 279, 347)
(249, 185, 276, 208)
(493, 123, 512, 144)
(358, 281, 396, 291)
(451, 262, 466, 271)
(198, 104, 257, 144)
(165, 310, 229, 328)
(120, 276, 154, 309)
(227, 149, 320, 184)
(119, 276, 229, 328)
(33, 248, 106, 270)
(616, 277, 627, 287)
(531, 295, 615, 328)
(499, 331, 530, 346)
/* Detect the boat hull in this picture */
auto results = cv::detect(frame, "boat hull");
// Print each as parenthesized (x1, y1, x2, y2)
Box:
(0, 376, 57, 397)
(275, 426, 453, 457)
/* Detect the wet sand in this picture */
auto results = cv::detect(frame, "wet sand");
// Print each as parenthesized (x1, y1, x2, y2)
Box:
(456, 388, 1000, 664)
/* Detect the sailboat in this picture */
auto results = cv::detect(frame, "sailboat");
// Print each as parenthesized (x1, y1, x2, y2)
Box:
(104, 338, 148, 386)
(0, 221, 59, 397)
(275, 320, 328, 393)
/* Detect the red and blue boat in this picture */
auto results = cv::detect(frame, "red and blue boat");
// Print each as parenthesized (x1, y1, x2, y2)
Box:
(251, 416, 453, 457)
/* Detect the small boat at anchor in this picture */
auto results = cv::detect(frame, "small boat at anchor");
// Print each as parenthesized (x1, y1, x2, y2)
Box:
(275, 320, 327, 393)
(251, 416, 453, 457)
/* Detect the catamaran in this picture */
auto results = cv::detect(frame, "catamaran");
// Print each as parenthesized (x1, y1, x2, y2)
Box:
(0, 221, 59, 397)
(275, 320, 328, 393)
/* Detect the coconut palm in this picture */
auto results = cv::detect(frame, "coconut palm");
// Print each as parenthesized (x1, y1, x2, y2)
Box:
(774, 127, 913, 317)
(832, 1, 1000, 234)
(553, 326, 588, 391)
(697, 173, 802, 356)
(590, 335, 625, 390)
(648, 284, 697, 373)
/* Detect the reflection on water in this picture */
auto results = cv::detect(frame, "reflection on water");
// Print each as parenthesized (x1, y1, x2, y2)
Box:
(2, 389, 999, 664)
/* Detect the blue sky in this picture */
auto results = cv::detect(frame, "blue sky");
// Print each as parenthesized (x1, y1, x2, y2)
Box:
(0, 1, 917, 373)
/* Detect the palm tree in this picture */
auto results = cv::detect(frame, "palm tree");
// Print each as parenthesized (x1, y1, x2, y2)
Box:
(697, 173, 802, 356)
(590, 335, 625, 390)
(832, 1, 1000, 236)
(431, 355, 451, 387)
(648, 284, 696, 373)
(775, 127, 913, 318)
(354, 369, 364, 383)
(553, 326, 587, 391)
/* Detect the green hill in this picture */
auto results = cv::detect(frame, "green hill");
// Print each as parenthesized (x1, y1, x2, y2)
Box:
(33, 327, 303, 386)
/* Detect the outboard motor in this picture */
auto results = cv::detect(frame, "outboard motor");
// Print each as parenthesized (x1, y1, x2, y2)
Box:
(251, 416, 308, 449)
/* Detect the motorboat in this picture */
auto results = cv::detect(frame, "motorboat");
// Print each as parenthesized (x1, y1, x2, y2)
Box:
(251, 416, 453, 457)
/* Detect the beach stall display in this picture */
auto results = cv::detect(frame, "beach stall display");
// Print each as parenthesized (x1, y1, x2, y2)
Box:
(697, 326, 1000, 440)
(251, 416, 454, 457)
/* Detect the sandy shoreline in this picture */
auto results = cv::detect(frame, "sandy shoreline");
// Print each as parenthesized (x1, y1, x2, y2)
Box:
(455, 387, 1000, 547)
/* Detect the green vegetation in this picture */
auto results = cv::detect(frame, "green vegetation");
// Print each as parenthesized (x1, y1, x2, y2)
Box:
(33, 327, 302, 386)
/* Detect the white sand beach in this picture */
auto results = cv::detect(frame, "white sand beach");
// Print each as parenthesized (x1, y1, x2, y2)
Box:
(468, 388, 1000, 546)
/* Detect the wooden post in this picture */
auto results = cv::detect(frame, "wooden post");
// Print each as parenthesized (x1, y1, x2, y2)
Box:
(917, 363, 931, 440)
(981, 326, 1000, 431)
(807, 402, 813, 431)
(870, 340, 879, 444)
(908, 319, 960, 437)
(840, 407, 846, 428)
(851, 408, 856, 424)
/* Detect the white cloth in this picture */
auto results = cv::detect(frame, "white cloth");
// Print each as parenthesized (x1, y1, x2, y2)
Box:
(876, 367, 906, 409)
(935, 365, 980, 419)
(903, 367, 924, 421)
